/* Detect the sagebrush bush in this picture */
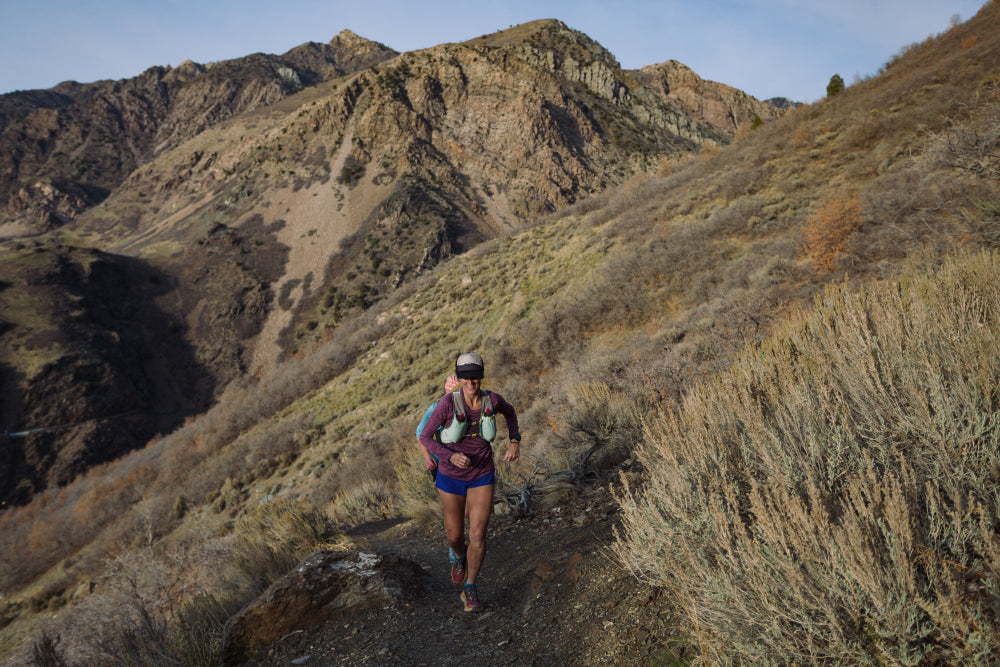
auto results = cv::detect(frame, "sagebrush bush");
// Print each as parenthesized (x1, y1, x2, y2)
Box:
(556, 382, 645, 476)
(76, 549, 191, 665)
(614, 249, 1000, 665)
(31, 630, 67, 667)
(925, 96, 1000, 183)
(801, 195, 864, 271)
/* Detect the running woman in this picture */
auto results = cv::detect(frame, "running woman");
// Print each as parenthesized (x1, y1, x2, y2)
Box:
(418, 352, 521, 611)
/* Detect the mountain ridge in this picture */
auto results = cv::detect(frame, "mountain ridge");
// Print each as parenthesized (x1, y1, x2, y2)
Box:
(0, 30, 399, 238)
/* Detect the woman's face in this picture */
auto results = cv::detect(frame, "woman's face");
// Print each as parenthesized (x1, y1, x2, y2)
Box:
(460, 377, 481, 392)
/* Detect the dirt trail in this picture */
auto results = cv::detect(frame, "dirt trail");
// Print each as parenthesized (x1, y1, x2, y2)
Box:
(246, 484, 683, 666)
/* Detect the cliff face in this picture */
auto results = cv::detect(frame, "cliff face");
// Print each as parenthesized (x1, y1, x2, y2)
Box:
(490, 21, 730, 145)
(0, 20, 781, 504)
(632, 59, 786, 134)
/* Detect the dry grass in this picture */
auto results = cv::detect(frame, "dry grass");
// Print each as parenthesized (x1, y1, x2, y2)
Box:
(5, 4, 1000, 661)
(325, 477, 395, 527)
(394, 457, 443, 524)
(225, 498, 334, 594)
(17, 498, 338, 667)
(614, 249, 1000, 664)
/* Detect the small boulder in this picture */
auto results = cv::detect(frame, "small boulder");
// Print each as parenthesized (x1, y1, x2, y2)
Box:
(222, 550, 425, 665)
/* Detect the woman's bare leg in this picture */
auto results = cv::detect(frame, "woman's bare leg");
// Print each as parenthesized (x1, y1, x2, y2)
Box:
(464, 484, 493, 585)
(439, 489, 467, 558)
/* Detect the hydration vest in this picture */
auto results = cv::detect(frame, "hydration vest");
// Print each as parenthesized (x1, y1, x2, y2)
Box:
(439, 389, 497, 443)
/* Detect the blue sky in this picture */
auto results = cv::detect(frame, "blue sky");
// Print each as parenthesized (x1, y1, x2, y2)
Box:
(0, 0, 988, 102)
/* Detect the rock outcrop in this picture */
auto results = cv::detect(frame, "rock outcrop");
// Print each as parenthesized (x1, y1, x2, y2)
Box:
(632, 60, 786, 134)
(221, 550, 425, 665)
(494, 21, 728, 146)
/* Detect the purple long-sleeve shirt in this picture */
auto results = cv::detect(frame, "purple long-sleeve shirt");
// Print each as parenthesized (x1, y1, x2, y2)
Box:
(419, 390, 520, 482)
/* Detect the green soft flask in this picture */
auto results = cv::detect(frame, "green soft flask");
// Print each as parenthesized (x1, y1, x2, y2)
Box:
(439, 409, 467, 444)
(480, 401, 497, 442)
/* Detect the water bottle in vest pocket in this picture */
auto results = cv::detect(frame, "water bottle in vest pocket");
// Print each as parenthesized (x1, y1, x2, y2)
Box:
(439, 389, 497, 443)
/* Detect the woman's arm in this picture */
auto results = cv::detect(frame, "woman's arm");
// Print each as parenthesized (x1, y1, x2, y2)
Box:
(492, 392, 521, 442)
(491, 392, 521, 462)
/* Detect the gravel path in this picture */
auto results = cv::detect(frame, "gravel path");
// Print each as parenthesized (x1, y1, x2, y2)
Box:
(246, 484, 687, 665)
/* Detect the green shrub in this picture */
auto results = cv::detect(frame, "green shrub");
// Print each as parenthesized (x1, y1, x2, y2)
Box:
(615, 249, 1000, 664)
(827, 73, 845, 97)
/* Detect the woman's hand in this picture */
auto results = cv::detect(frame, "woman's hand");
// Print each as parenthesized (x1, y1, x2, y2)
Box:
(449, 452, 471, 468)
(503, 441, 520, 462)
(424, 456, 438, 471)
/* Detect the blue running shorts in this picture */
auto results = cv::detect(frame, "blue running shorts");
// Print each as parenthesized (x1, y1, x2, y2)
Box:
(436, 470, 495, 496)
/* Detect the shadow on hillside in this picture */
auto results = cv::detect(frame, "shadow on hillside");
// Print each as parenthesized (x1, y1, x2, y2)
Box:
(0, 360, 26, 505)
(1, 251, 216, 506)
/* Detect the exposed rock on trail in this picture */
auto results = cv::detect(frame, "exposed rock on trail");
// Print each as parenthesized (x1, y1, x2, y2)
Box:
(223, 550, 425, 665)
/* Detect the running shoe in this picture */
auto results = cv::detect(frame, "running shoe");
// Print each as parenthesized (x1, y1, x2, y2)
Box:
(461, 583, 482, 612)
(450, 555, 467, 585)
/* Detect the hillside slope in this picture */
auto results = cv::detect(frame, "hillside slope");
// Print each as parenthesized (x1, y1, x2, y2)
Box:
(5, 4, 999, 663)
(0, 242, 212, 504)
(0, 20, 759, 506)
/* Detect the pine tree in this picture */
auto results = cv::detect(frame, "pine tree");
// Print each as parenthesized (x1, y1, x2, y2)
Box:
(826, 74, 845, 97)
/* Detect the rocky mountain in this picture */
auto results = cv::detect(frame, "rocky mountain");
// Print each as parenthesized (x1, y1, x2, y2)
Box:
(0, 19, 777, 505)
(0, 30, 398, 238)
(0, 30, 398, 505)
